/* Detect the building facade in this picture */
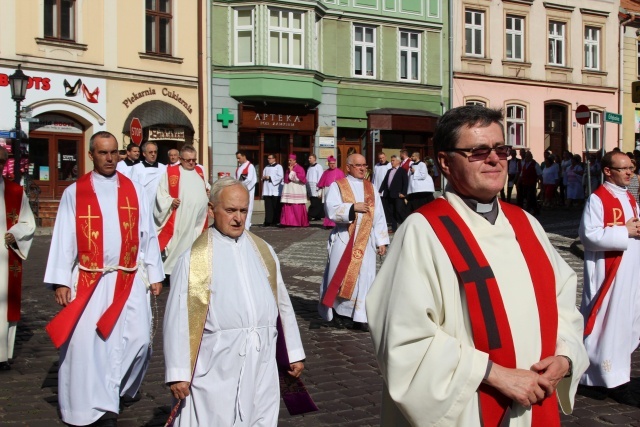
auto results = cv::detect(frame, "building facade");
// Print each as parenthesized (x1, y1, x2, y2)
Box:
(620, 0, 640, 153)
(0, 0, 206, 214)
(210, 0, 449, 188)
(453, 0, 619, 160)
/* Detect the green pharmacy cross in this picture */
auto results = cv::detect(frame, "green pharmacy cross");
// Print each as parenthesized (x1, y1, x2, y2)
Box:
(217, 108, 234, 128)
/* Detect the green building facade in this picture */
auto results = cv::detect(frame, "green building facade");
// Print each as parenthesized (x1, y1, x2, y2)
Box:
(210, 0, 449, 182)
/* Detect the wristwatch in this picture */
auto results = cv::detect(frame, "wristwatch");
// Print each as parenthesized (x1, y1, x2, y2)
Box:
(559, 355, 573, 378)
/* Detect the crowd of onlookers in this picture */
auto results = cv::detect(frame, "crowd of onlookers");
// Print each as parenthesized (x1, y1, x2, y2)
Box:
(501, 147, 640, 214)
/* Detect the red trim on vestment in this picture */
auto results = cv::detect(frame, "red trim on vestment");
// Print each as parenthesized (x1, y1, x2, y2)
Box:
(4, 178, 24, 322)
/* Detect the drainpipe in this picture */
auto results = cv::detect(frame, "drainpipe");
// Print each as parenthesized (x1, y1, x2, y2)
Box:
(620, 13, 637, 150)
(448, 0, 453, 111)
(206, 0, 213, 177)
(197, 0, 204, 163)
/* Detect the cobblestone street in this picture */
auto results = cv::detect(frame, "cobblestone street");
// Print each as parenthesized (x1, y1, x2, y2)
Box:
(2, 207, 640, 426)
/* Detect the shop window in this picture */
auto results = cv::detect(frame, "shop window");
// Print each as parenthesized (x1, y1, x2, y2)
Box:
(353, 25, 376, 78)
(269, 9, 304, 67)
(235, 8, 255, 65)
(146, 0, 172, 55)
(44, 0, 75, 41)
(399, 31, 420, 82)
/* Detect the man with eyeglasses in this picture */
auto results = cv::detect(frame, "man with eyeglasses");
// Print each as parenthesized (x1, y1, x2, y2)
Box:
(0, 147, 35, 372)
(368, 105, 587, 426)
(579, 150, 640, 406)
(131, 141, 168, 215)
(319, 154, 389, 332)
(155, 144, 209, 276)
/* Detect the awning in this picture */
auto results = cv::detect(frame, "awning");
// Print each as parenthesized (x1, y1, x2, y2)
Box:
(122, 100, 194, 135)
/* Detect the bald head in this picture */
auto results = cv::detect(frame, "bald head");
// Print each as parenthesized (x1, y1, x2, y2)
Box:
(346, 154, 367, 179)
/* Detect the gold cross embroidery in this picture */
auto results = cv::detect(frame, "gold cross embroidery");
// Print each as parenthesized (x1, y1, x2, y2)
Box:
(9, 261, 21, 277)
(7, 209, 18, 225)
(79, 205, 100, 243)
(120, 197, 137, 216)
(606, 208, 624, 226)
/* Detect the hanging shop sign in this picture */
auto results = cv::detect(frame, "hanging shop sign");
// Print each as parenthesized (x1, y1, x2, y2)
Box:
(148, 127, 186, 142)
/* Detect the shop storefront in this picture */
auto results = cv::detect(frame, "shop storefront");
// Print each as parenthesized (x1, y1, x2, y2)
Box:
(0, 66, 107, 199)
(237, 103, 317, 196)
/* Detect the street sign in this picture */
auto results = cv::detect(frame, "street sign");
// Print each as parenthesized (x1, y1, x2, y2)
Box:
(576, 105, 590, 125)
(0, 131, 16, 139)
(130, 117, 143, 145)
(604, 112, 622, 124)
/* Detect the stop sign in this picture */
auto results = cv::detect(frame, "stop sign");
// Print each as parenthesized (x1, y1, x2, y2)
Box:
(130, 117, 143, 145)
(575, 105, 591, 125)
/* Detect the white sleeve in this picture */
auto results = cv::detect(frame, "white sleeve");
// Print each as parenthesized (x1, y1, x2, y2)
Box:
(324, 182, 353, 224)
(579, 194, 629, 252)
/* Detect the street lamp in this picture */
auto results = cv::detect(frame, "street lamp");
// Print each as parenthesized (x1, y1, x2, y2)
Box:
(9, 65, 30, 184)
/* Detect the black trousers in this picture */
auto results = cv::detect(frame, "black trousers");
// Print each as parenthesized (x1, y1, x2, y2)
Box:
(307, 196, 324, 220)
(407, 192, 434, 212)
(386, 197, 410, 231)
(381, 196, 393, 225)
(263, 196, 281, 225)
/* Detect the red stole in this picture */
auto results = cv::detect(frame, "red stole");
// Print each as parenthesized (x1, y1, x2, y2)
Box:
(157, 164, 206, 252)
(418, 198, 559, 427)
(236, 162, 251, 178)
(46, 172, 140, 348)
(583, 185, 637, 337)
(4, 178, 24, 322)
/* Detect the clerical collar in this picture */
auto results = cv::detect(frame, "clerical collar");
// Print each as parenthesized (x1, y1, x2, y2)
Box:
(604, 181, 628, 194)
(142, 160, 158, 168)
(456, 192, 499, 224)
(124, 158, 138, 166)
(266, 163, 277, 167)
(378, 161, 389, 165)
(412, 161, 422, 165)
(310, 163, 316, 167)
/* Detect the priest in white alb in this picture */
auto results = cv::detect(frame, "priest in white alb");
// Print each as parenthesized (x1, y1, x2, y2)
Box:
(44, 131, 164, 427)
(155, 144, 209, 276)
(579, 150, 640, 406)
(164, 177, 309, 426)
(130, 141, 167, 214)
(318, 153, 389, 332)
(0, 146, 35, 371)
(235, 151, 257, 229)
(367, 106, 587, 427)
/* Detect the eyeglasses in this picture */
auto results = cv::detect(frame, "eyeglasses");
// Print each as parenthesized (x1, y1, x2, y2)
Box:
(609, 166, 636, 172)
(181, 158, 197, 163)
(449, 145, 512, 162)
(347, 163, 368, 168)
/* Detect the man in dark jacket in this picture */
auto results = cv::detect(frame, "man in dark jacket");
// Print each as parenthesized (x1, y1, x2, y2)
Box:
(379, 155, 409, 231)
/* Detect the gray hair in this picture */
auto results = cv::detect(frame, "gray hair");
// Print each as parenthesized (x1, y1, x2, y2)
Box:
(210, 176, 248, 205)
(141, 141, 158, 153)
(89, 131, 117, 152)
(180, 144, 197, 156)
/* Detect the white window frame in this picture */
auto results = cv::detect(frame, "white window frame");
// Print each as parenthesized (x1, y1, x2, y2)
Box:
(584, 26, 600, 70)
(353, 25, 376, 78)
(506, 104, 526, 148)
(399, 30, 420, 82)
(506, 15, 524, 61)
(586, 111, 601, 151)
(548, 21, 565, 66)
(234, 8, 255, 65)
(465, 9, 484, 57)
(268, 9, 304, 68)
(637, 40, 640, 76)
(466, 100, 486, 107)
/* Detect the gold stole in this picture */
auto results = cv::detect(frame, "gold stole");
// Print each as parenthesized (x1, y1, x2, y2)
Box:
(335, 178, 375, 300)
(186, 229, 277, 375)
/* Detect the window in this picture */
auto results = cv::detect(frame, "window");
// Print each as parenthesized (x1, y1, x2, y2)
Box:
(44, 0, 75, 41)
(146, 0, 172, 55)
(354, 25, 376, 77)
(399, 31, 420, 81)
(465, 10, 484, 56)
(586, 111, 601, 151)
(235, 8, 254, 65)
(466, 100, 486, 107)
(506, 15, 524, 61)
(506, 105, 526, 147)
(548, 21, 565, 66)
(269, 9, 304, 67)
(584, 26, 600, 70)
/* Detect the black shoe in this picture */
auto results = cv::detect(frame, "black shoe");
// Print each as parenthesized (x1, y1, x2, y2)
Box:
(352, 322, 369, 332)
(89, 412, 118, 427)
(332, 316, 346, 329)
(0, 362, 10, 371)
(609, 383, 640, 406)
(120, 391, 142, 407)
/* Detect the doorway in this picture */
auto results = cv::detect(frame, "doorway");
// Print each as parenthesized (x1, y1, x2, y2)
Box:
(28, 133, 83, 199)
(545, 104, 568, 158)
